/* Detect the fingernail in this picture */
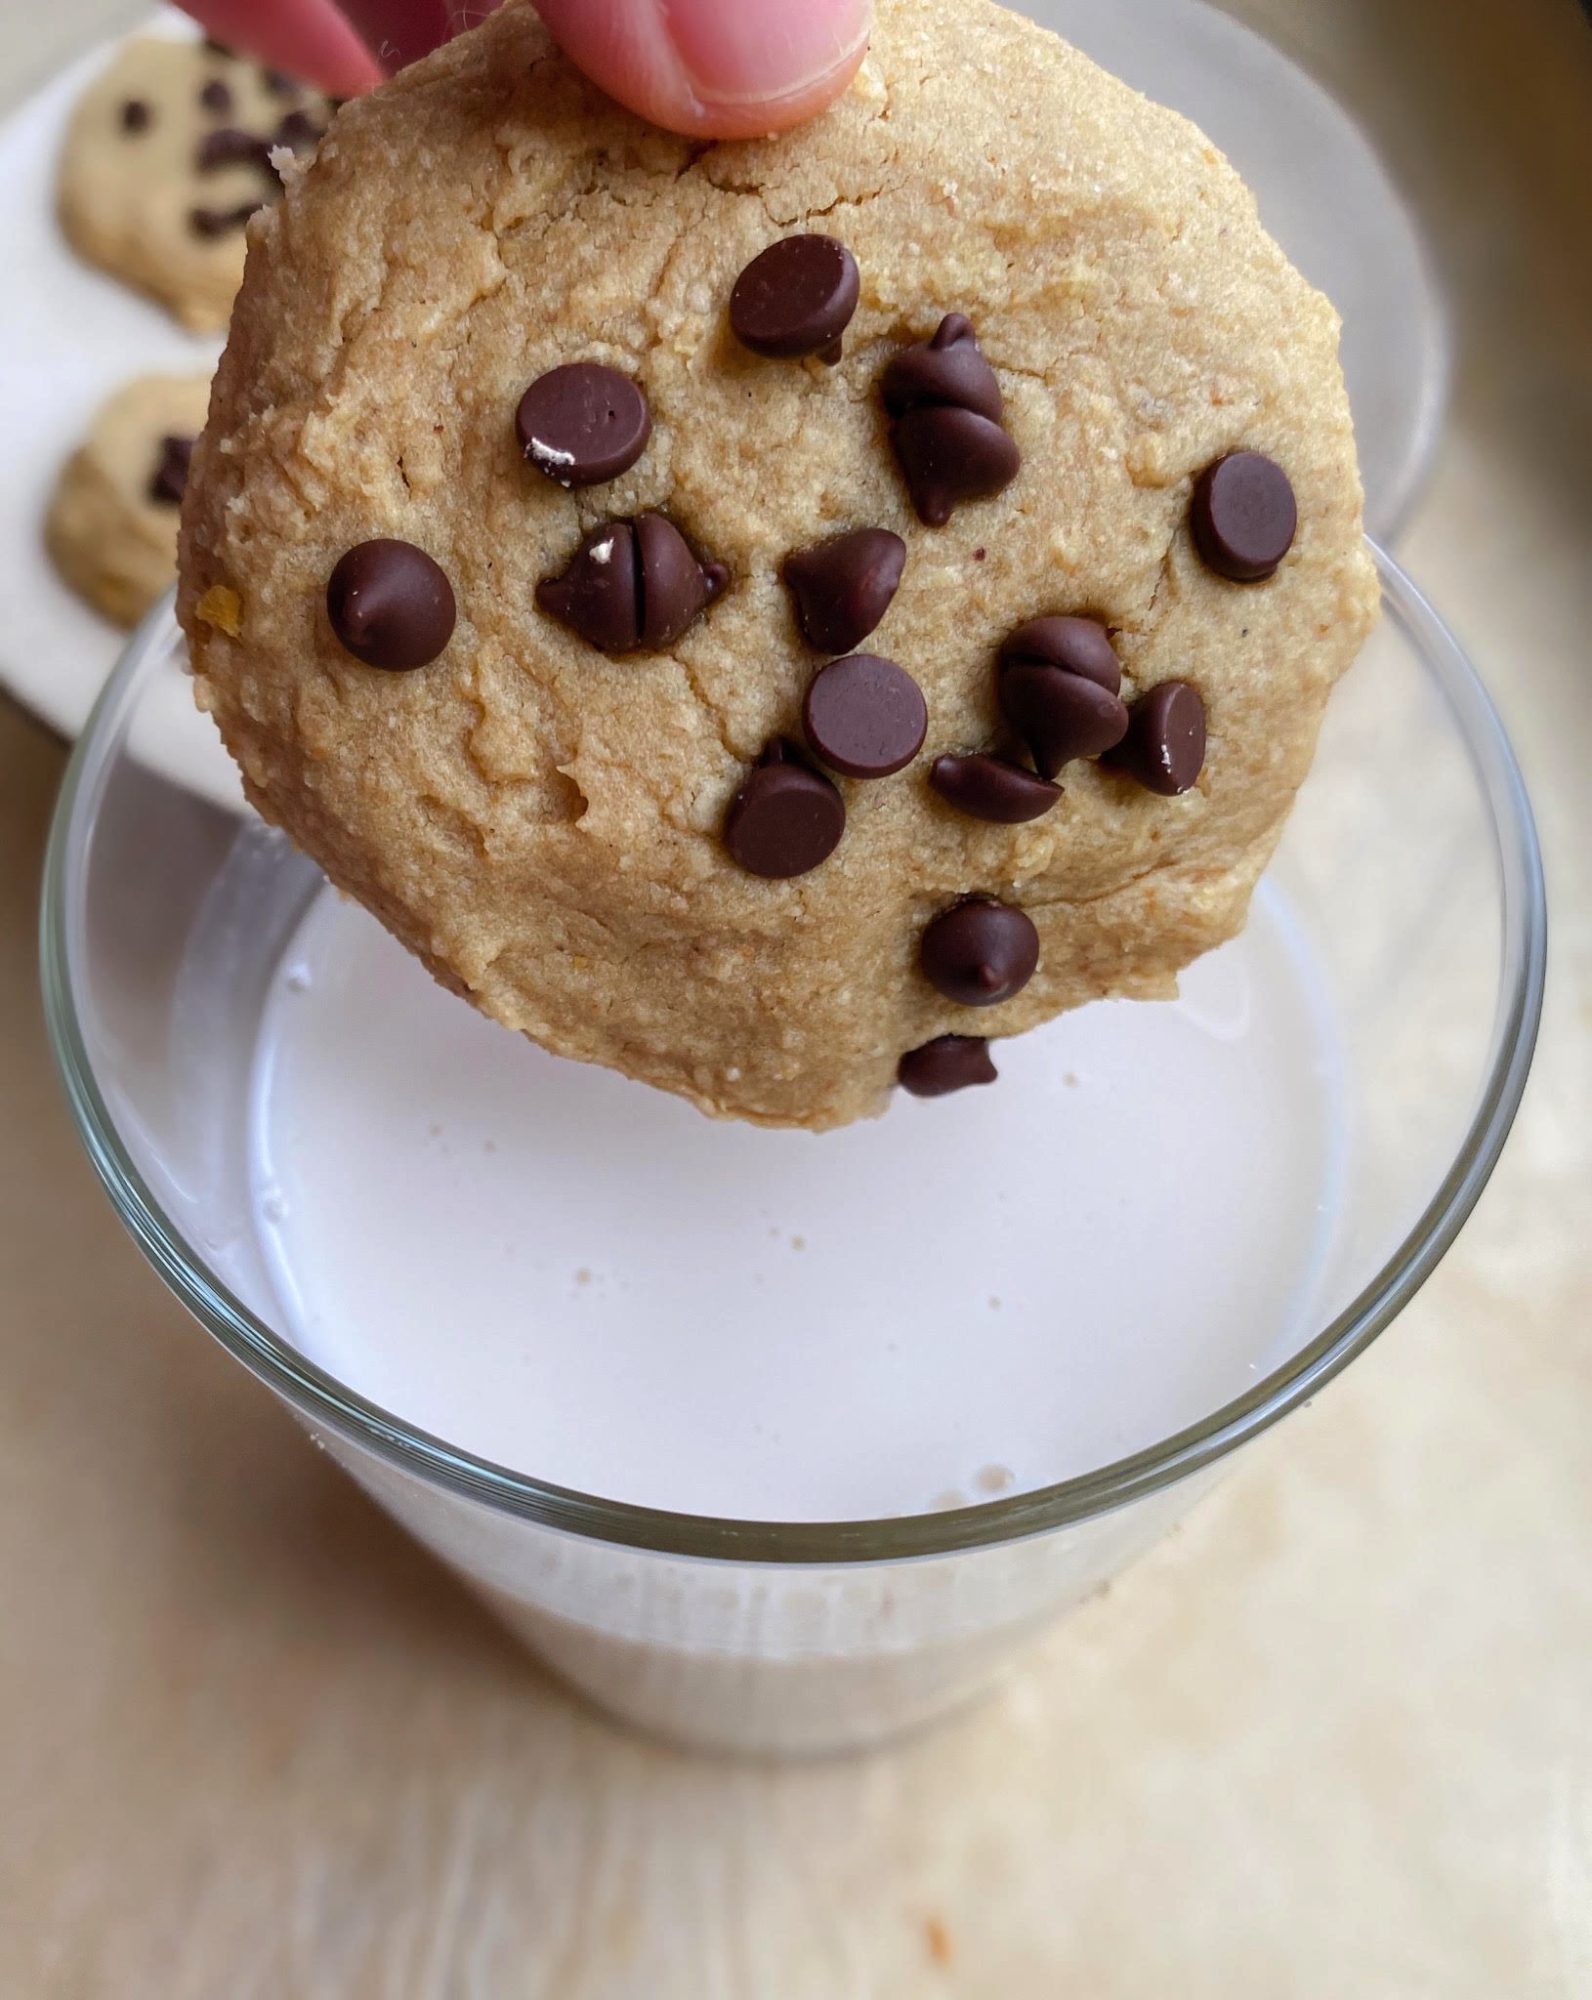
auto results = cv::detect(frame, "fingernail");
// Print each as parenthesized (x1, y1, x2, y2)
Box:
(660, 0, 871, 106)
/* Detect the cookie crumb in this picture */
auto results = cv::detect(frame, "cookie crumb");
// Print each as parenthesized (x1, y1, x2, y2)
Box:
(925, 1916, 953, 1966)
(196, 583, 243, 636)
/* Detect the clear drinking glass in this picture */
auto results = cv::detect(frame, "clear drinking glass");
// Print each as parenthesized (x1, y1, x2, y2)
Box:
(41, 547, 1545, 1756)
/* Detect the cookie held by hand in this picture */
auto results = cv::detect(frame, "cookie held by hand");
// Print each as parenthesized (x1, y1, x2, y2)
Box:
(181, 0, 1376, 1130)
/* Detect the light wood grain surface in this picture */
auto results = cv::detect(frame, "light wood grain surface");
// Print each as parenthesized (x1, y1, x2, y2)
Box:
(2, 3, 1589, 1994)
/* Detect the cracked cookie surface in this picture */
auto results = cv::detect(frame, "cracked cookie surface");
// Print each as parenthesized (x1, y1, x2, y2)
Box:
(180, 0, 1377, 1130)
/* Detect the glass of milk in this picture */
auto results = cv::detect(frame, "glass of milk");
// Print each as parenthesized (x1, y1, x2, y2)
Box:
(43, 546, 1544, 1756)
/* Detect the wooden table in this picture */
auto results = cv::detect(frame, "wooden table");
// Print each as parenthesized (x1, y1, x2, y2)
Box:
(2, 3, 1589, 1992)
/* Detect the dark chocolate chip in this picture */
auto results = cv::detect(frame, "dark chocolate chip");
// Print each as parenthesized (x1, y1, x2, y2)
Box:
(326, 539, 456, 671)
(891, 407, 1020, 527)
(998, 615, 1120, 693)
(1107, 681, 1207, 795)
(635, 512, 729, 648)
(188, 200, 263, 237)
(729, 236, 860, 362)
(120, 99, 151, 134)
(929, 753, 1061, 824)
(881, 314, 1003, 424)
(198, 77, 233, 115)
(898, 1035, 998, 1098)
(998, 664, 1128, 779)
(274, 108, 323, 150)
(195, 126, 273, 173)
(1190, 451, 1297, 582)
(920, 898, 1039, 1007)
(783, 527, 905, 655)
(147, 434, 196, 507)
(537, 514, 725, 653)
(724, 742, 845, 878)
(515, 363, 651, 488)
(261, 67, 301, 99)
(802, 654, 927, 780)
(883, 315, 1020, 524)
(536, 521, 639, 652)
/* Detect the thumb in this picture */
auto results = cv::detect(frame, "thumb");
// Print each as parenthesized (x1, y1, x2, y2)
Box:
(532, 0, 871, 139)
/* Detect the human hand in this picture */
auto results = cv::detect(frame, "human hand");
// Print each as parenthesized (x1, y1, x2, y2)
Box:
(178, 1, 871, 138)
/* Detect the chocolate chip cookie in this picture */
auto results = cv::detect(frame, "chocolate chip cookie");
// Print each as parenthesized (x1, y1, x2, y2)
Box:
(181, 0, 1378, 1130)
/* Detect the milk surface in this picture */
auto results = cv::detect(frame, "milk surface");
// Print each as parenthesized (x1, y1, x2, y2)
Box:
(249, 883, 1345, 1521)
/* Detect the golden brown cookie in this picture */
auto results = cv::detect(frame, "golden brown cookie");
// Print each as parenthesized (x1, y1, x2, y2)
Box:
(181, 0, 1378, 1130)
(47, 373, 212, 628)
(57, 34, 334, 332)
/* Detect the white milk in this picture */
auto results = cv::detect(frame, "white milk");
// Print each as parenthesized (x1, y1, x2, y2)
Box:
(246, 882, 1346, 1523)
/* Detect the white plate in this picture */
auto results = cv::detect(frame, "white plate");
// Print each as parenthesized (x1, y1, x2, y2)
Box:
(0, 0, 1446, 807)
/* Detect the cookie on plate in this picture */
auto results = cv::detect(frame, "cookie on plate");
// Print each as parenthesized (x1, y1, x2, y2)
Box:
(47, 373, 212, 628)
(181, 0, 1378, 1131)
(57, 34, 335, 332)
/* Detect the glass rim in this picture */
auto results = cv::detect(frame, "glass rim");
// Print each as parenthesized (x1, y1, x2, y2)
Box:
(40, 545, 1548, 1565)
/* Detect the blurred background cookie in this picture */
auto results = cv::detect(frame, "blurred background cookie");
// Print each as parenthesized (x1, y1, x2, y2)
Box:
(45, 371, 210, 626)
(56, 34, 333, 331)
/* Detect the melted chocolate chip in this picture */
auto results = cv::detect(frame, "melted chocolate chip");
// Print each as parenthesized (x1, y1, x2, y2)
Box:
(729, 235, 860, 362)
(515, 363, 651, 488)
(929, 753, 1060, 824)
(536, 514, 726, 654)
(120, 99, 151, 134)
(920, 898, 1039, 1007)
(882, 318, 1019, 525)
(783, 527, 905, 655)
(802, 654, 927, 780)
(188, 200, 263, 238)
(898, 1035, 998, 1098)
(326, 539, 456, 671)
(147, 434, 196, 507)
(198, 77, 233, 115)
(881, 313, 1003, 423)
(724, 742, 845, 878)
(999, 615, 1120, 692)
(998, 665, 1128, 780)
(1190, 452, 1297, 581)
(1107, 681, 1207, 795)
(195, 126, 273, 173)
(261, 67, 301, 99)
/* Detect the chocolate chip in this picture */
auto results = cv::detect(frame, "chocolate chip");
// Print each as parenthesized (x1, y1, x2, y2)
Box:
(120, 99, 151, 134)
(536, 514, 726, 653)
(898, 1035, 998, 1097)
(147, 434, 196, 507)
(635, 513, 729, 648)
(892, 409, 1021, 528)
(515, 363, 651, 488)
(783, 527, 905, 655)
(199, 77, 233, 115)
(724, 742, 845, 878)
(920, 899, 1039, 1007)
(882, 318, 1019, 526)
(274, 108, 323, 150)
(996, 616, 1128, 778)
(1190, 451, 1297, 582)
(188, 201, 262, 238)
(195, 127, 273, 174)
(998, 665, 1128, 780)
(802, 654, 927, 780)
(326, 539, 456, 671)
(201, 37, 234, 58)
(729, 236, 860, 362)
(999, 615, 1120, 692)
(881, 314, 1003, 424)
(929, 753, 1060, 824)
(1107, 681, 1207, 795)
(261, 67, 301, 99)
